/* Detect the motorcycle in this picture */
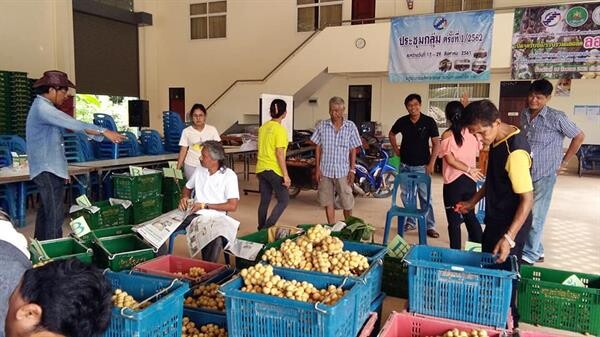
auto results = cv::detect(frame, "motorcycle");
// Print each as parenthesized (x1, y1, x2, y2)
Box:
(353, 147, 397, 198)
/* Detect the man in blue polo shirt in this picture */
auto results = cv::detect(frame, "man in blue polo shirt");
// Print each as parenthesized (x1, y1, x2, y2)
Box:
(26, 70, 125, 240)
(520, 79, 585, 265)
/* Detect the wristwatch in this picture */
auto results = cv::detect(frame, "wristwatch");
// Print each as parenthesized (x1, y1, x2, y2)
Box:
(503, 233, 516, 248)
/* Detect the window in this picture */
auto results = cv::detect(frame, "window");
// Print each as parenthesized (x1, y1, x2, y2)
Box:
(434, 0, 493, 13)
(427, 83, 490, 127)
(297, 0, 343, 32)
(190, 1, 226, 39)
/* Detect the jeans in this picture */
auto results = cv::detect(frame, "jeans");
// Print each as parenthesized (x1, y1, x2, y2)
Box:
(443, 174, 482, 249)
(257, 170, 289, 230)
(32, 171, 65, 240)
(399, 164, 435, 229)
(522, 174, 557, 263)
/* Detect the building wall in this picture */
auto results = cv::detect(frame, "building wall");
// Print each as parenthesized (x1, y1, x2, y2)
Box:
(0, 0, 598, 144)
(0, 0, 75, 80)
(295, 72, 600, 144)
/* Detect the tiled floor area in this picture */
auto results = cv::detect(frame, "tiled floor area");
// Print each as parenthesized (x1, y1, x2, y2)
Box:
(15, 171, 600, 336)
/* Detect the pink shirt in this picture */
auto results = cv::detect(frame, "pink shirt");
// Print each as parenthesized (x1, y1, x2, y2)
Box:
(439, 128, 481, 184)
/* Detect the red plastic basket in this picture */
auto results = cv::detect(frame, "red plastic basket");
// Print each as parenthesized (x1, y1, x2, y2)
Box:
(133, 255, 228, 284)
(378, 311, 503, 337)
(357, 312, 378, 337)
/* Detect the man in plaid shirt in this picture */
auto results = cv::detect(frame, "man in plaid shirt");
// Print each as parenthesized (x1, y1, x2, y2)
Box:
(520, 79, 585, 265)
(311, 96, 362, 224)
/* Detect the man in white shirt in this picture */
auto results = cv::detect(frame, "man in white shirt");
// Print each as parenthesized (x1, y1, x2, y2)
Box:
(177, 140, 239, 261)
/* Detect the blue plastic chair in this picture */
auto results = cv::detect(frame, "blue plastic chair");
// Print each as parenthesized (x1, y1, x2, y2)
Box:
(93, 113, 118, 131)
(140, 129, 165, 155)
(383, 172, 431, 245)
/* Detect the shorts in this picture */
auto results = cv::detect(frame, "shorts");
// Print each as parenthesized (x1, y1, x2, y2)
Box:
(318, 176, 354, 210)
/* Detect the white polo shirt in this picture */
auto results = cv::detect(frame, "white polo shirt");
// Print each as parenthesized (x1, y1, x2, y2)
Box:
(186, 166, 239, 214)
(179, 125, 221, 167)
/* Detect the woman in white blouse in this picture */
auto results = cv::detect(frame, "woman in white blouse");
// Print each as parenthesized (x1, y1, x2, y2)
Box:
(177, 103, 221, 179)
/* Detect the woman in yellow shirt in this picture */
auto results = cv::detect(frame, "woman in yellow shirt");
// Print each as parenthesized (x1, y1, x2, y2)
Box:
(256, 99, 291, 230)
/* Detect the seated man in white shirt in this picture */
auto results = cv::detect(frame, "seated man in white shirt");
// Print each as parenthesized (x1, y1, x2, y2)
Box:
(176, 140, 239, 262)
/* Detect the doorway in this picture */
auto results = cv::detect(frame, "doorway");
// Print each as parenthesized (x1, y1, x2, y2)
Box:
(169, 87, 186, 122)
(351, 0, 375, 24)
(499, 81, 530, 127)
(348, 85, 372, 126)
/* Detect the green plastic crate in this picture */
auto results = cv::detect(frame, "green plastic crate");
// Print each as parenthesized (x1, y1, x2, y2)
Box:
(162, 177, 185, 212)
(29, 237, 93, 265)
(112, 171, 162, 201)
(131, 194, 164, 224)
(234, 229, 301, 270)
(518, 265, 600, 335)
(94, 234, 156, 271)
(78, 225, 134, 245)
(70, 200, 131, 229)
(381, 255, 408, 298)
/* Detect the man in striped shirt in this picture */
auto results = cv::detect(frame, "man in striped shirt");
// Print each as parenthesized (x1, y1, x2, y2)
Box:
(311, 96, 362, 224)
(520, 79, 585, 265)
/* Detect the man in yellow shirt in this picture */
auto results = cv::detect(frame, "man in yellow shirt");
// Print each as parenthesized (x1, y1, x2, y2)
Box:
(256, 99, 291, 230)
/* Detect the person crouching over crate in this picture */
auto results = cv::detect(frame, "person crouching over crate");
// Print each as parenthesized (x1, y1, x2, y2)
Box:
(4, 258, 112, 337)
(172, 140, 240, 262)
(455, 100, 533, 330)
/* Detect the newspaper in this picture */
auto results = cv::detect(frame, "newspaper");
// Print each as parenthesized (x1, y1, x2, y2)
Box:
(185, 211, 240, 258)
(132, 209, 188, 249)
(226, 239, 264, 261)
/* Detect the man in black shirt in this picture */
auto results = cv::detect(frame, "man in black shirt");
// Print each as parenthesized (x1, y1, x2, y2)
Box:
(389, 94, 441, 238)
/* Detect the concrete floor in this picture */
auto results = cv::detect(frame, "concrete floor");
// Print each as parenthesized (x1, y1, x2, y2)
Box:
(16, 171, 600, 336)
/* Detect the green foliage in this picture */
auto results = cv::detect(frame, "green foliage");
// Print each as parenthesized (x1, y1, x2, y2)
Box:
(75, 94, 133, 131)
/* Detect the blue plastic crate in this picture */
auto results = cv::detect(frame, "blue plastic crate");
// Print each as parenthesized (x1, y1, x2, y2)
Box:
(221, 267, 361, 337)
(102, 271, 189, 337)
(183, 309, 227, 332)
(267, 240, 386, 329)
(404, 245, 518, 328)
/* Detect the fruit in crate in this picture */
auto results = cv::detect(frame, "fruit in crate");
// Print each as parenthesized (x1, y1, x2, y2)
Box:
(176, 266, 207, 278)
(111, 289, 150, 310)
(426, 328, 489, 337)
(262, 224, 369, 276)
(182, 316, 227, 337)
(184, 283, 225, 311)
(239, 265, 346, 305)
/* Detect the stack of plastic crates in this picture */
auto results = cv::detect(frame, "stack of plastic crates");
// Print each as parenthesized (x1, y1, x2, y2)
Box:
(0, 71, 32, 138)
(93, 113, 131, 159)
(139, 129, 165, 155)
(112, 170, 163, 224)
(404, 245, 518, 328)
(162, 111, 184, 153)
(102, 271, 189, 337)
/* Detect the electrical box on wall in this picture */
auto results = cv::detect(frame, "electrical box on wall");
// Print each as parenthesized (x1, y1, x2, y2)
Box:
(308, 98, 318, 104)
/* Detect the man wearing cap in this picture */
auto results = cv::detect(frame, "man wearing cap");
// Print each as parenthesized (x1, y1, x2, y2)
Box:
(26, 70, 125, 240)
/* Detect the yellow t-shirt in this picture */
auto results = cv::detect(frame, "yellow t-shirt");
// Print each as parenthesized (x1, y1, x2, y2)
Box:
(256, 120, 288, 176)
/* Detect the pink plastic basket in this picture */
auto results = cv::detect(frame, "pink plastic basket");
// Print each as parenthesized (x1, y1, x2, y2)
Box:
(133, 255, 228, 284)
(358, 312, 378, 337)
(519, 332, 570, 337)
(378, 311, 503, 337)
